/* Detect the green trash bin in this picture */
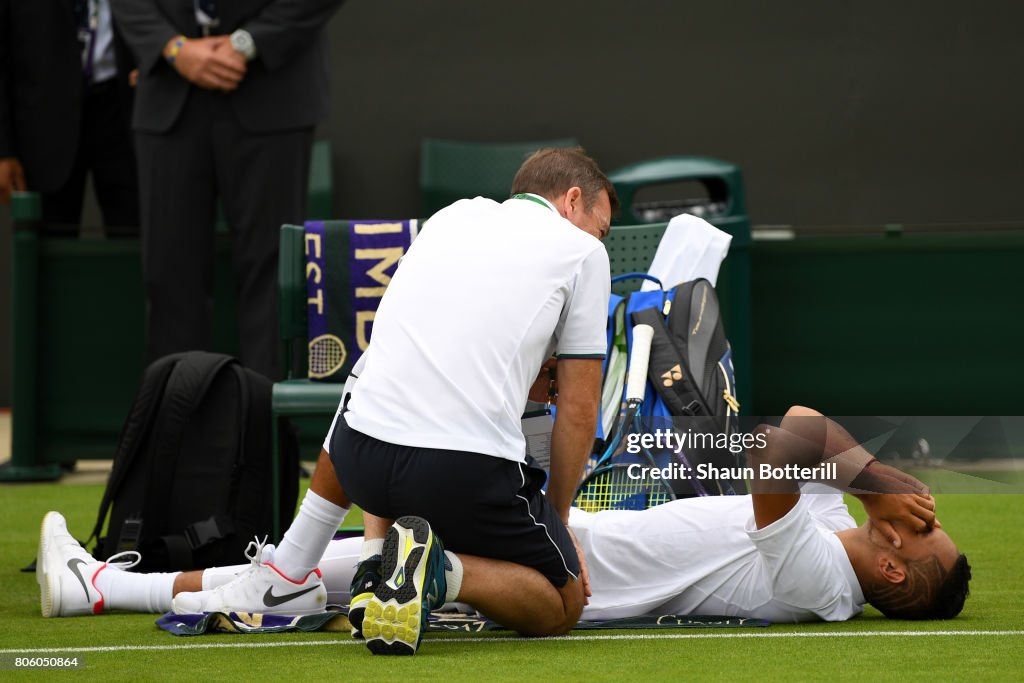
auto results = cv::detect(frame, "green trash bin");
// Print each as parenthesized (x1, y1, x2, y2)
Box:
(606, 156, 753, 415)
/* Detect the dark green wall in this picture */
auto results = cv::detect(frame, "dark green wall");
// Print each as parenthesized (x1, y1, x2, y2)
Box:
(4, 0, 1024, 406)
(750, 232, 1024, 415)
(323, 0, 1024, 224)
(8, 228, 1021, 471)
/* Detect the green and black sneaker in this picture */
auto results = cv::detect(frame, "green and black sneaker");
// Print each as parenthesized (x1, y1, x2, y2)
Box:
(348, 556, 381, 639)
(363, 516, 447, 655)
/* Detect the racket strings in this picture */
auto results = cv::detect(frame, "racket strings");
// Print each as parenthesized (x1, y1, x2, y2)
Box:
(574, 466, 674, 513)
(309, 334, 346, 377)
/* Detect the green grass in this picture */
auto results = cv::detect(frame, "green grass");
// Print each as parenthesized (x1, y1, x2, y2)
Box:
(1, 482, 1022, 681)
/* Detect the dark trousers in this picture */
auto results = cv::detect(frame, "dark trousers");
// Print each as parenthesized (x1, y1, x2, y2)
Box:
(135, 88, 313, 380)
(41, 79, 140, 235)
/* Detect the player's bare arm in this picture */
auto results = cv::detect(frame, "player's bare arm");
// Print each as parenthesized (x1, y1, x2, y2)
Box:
(748, 406, 938, 535)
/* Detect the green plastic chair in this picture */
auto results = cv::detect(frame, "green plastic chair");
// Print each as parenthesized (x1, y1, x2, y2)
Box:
(419, 137, 579, 218)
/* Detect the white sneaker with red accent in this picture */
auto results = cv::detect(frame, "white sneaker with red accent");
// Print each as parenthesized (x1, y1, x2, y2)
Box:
(37, 511, 140, 617)
(171, 538, 327, 616)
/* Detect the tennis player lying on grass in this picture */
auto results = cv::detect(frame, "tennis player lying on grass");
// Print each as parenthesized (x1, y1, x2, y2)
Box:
(37, 407, 971, 624)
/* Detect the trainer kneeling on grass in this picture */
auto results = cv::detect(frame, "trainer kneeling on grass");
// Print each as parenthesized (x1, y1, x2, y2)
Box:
(38, 407, 971, 629)
(40, 148, 619, 657)
(326, 147, 616, 654)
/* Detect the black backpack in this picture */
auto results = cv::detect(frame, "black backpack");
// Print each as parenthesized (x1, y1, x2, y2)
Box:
(88, 352, 298, 571)
(632, 279, 739, 424)
(631, 278, 746, 496)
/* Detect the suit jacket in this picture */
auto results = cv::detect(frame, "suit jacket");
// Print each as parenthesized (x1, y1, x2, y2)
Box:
(0, 0, 135, 192)
(110, 0, 345, 134)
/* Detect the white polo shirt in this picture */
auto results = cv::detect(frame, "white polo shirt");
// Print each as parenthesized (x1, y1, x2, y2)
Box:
(569, 489, 865, 623)
(343, 195, 610, 462)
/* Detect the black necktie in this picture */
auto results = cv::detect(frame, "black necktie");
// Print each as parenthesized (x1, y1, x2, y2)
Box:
(73, 0, 95, 78)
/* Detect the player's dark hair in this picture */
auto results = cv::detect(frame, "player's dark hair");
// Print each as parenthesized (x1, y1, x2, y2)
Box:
(869, 553, 972, 620)
(511, 147, 620, 217)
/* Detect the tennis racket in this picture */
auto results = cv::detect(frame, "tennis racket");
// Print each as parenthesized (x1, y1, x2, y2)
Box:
(599, 301, 628, 440)
(575, 322, 678, 511)
(586, 323, 655, 476)
(308, 334, 347, 378)
(574, 463, 676, 513)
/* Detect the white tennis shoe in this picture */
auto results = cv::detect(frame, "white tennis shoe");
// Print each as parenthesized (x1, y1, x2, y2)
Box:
(172, 538, 327, 616)
(37, 511, 140, 617)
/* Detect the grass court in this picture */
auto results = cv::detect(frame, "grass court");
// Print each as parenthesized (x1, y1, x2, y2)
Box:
(1, 480, 1021, 681)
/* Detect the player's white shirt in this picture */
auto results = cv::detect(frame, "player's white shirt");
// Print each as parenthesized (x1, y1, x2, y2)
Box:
(568, 487, 864, 623)
(342, 195, 610, 463)
(317, 489, 865, 623)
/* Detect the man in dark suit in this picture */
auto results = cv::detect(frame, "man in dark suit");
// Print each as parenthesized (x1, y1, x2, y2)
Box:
(0, 0, 139, 233)
(109, 0, 345, 379)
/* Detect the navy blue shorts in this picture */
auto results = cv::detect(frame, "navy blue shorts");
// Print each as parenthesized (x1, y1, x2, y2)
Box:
(329, 415, 580, 587)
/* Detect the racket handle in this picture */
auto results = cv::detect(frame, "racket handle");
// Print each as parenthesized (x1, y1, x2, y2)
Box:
(625, 324, 654, 403)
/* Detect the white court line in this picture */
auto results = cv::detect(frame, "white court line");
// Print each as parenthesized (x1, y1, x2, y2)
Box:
(1, 630, 1022, 654)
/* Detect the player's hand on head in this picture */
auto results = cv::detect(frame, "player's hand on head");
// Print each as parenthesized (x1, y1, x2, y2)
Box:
(860, 492, 938, 548)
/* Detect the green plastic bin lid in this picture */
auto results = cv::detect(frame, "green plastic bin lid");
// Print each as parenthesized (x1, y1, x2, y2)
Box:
(607, 156, 740, 186)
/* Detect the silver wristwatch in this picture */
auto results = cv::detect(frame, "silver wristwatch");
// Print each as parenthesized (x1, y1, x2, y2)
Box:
(230, 29, 257, 61)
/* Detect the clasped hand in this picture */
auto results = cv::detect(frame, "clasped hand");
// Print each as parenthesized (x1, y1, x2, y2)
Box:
(172, 36, 247, 92)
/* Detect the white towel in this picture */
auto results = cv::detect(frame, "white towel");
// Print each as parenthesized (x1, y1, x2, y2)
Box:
(640, 213, 732, 290)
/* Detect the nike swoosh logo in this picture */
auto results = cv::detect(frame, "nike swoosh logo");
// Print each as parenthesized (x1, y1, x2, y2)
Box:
(66, 558, 91, 601)
(263, 585, 319, 607)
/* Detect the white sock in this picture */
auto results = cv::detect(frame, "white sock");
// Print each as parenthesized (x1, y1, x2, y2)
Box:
(272, 490, 349, 580)
(444, 551, 463, 603)
(94, 566, 179, 613)
(359, 538, 384, 562)
(201, 564, 248, 590)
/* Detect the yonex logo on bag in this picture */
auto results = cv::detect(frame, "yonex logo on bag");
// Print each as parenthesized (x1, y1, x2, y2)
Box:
(662, 365, 683, 387)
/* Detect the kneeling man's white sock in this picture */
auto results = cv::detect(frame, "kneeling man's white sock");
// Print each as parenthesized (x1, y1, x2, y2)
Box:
(272, 490, 349, 580)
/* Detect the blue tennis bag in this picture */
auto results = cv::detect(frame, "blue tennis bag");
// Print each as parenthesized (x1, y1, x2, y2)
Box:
(599, 274, 745, 496)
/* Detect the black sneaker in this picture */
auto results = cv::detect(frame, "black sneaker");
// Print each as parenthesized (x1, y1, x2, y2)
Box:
(348, 556, 381, 639)
(363, 516, 447, 656)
